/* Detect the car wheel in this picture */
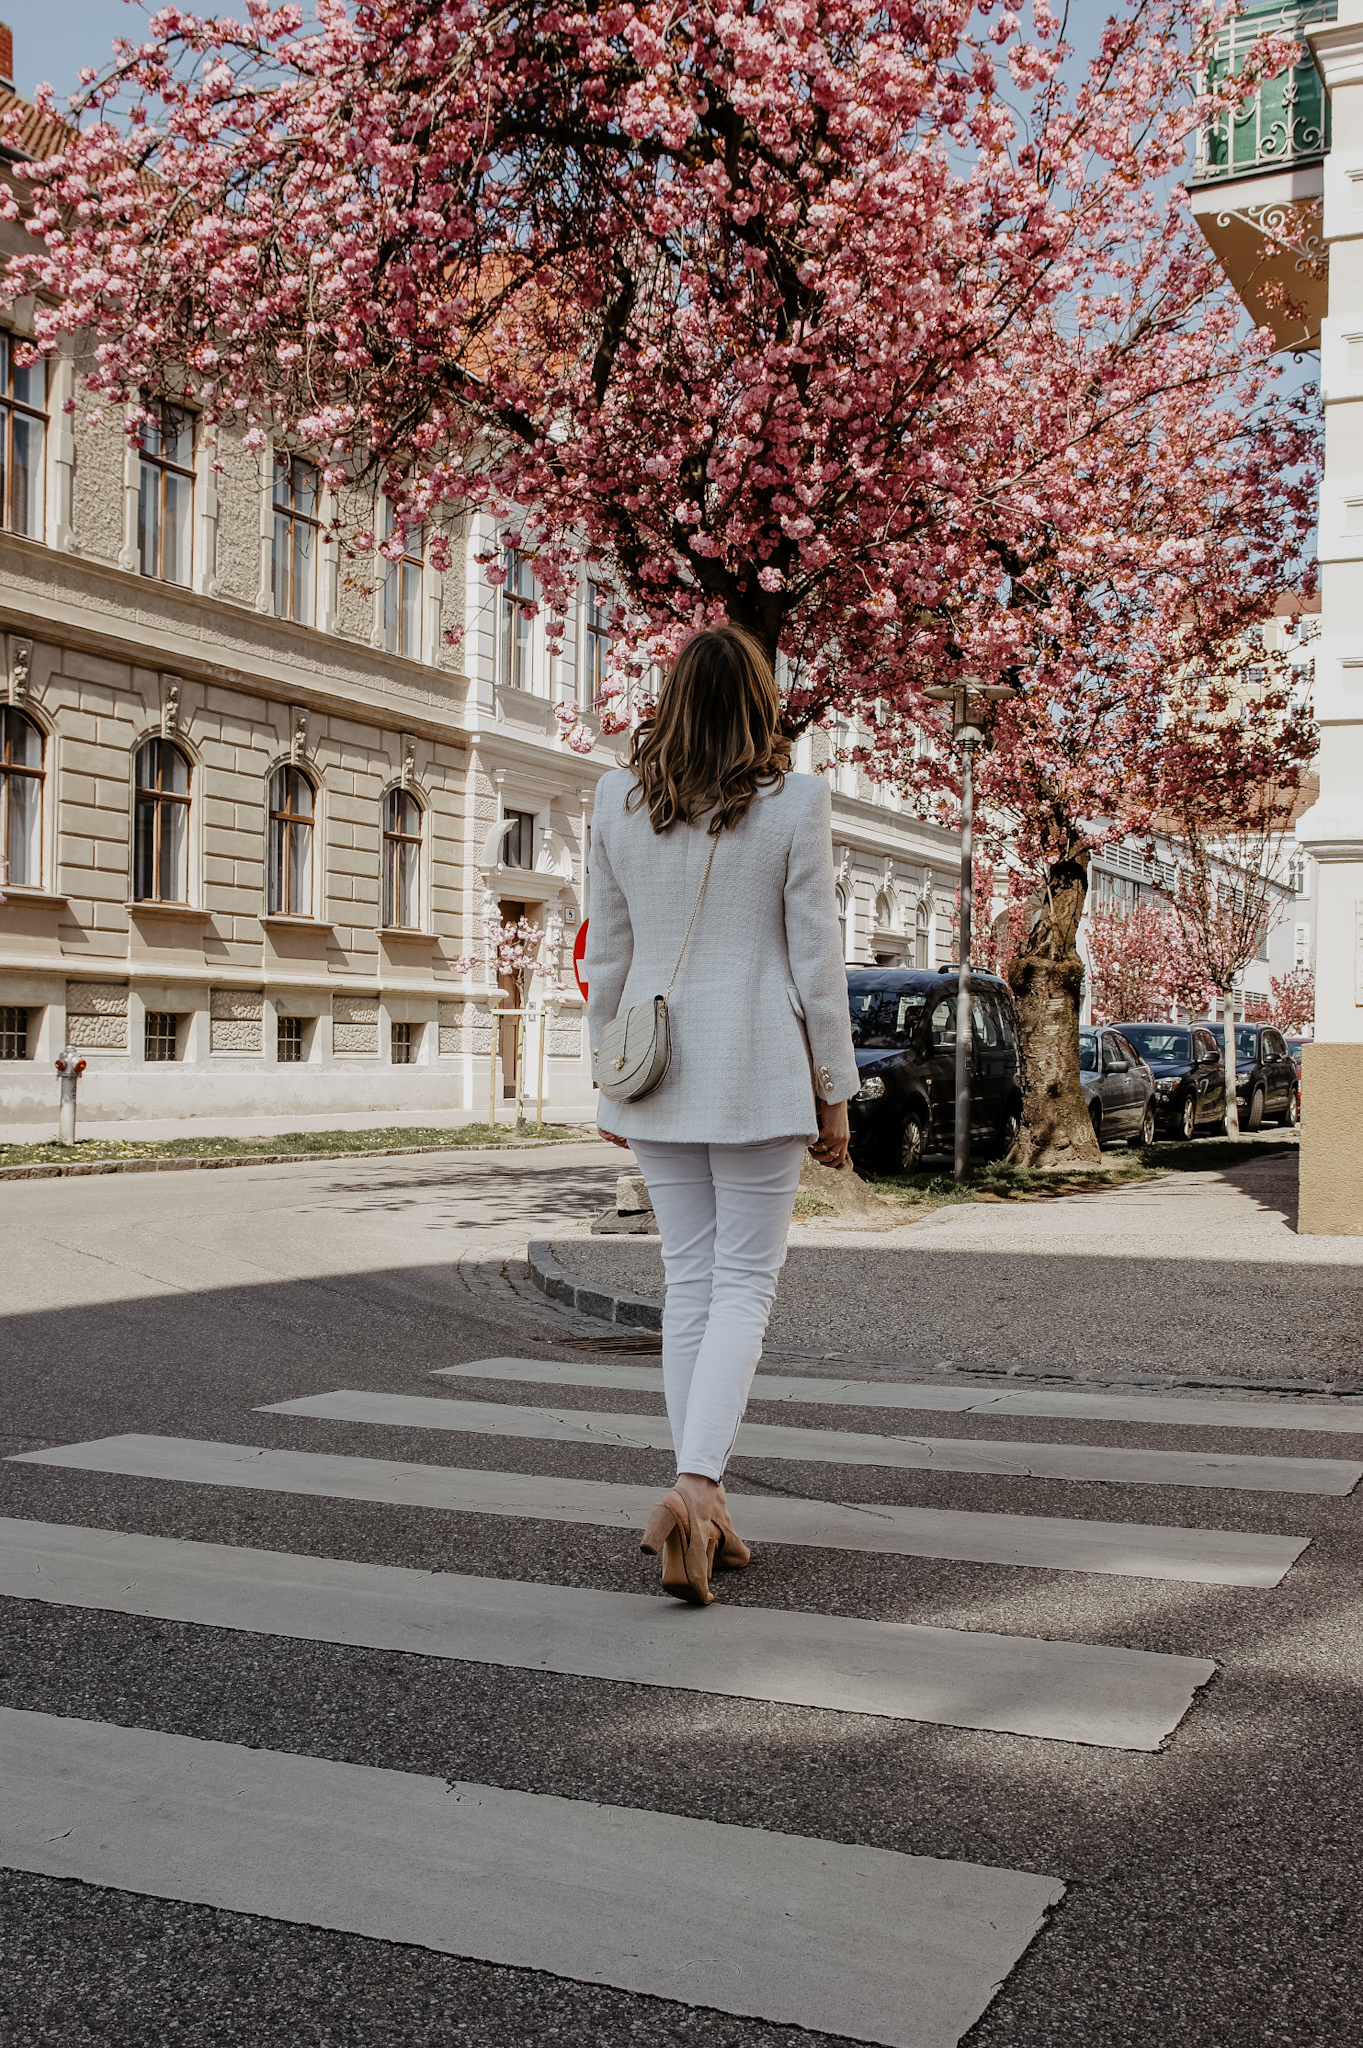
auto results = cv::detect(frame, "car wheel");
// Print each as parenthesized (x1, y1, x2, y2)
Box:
(1089, 1102, 1103, 1149)
(899, 1113, 927, 1173)
(1282, 1090, 1299, 1129)
(1246, 1088, 1265, 1133)
(997, 1105, 1021, 1159)
(1138, 1103, 1156, 1148)
(1179, 1093, 1197, 1141)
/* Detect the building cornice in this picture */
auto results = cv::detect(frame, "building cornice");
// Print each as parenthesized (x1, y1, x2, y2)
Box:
(1309, 19, 1363, 92)
(0, 539, 469, 748)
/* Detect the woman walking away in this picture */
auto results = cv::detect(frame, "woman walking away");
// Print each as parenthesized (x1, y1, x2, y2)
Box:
(584, 625, 858, 1607)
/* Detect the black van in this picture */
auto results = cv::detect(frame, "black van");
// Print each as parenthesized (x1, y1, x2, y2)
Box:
(846, 967, 1023, 1171)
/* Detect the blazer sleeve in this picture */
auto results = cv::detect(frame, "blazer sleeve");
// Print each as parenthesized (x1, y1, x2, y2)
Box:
(584, 797, 633, 1058)
(784, 778, 860, 1103)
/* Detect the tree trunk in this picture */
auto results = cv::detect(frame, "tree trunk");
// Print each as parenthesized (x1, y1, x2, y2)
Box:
(1221, 987, 1240, 1137)
(1006, 854, 1101, 1168)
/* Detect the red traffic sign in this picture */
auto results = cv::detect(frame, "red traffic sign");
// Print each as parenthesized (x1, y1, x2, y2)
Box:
(573, 918, 589, 999)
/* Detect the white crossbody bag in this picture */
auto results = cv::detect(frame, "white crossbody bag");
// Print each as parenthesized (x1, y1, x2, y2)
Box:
(592, 836, 718, 1104)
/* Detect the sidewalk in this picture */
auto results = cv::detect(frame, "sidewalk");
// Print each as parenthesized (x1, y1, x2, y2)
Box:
(0, 1105, 584, 1147)
(538, 1149, 1363, 1385)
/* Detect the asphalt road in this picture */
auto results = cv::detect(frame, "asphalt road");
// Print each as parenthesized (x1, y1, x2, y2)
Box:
(1, 1147, 1360, 2046)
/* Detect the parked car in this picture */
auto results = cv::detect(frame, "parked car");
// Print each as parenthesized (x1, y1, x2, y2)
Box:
(1113, 1023, 1227, 1139)
(846, 968, 1023, 1171)
(1286, 1036, 1310, 1082)
(1079, 1028, 1157, 1148)
(1208, 1023, 1300, 1130)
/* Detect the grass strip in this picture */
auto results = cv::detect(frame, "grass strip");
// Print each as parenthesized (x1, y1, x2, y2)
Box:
(0, 1122, 582, 1169)
(868, 1137, 1294, 1213)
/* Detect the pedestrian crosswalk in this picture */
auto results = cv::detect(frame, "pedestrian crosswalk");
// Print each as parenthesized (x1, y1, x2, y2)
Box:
(3, 1353, 1358, 2047)
(259, 1386, 1363, 1494)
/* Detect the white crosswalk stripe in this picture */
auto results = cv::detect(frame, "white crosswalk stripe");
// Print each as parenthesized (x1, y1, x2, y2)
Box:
(260, 1388, 1363, 1494)
(0, 1706, 1062, 2048)
(2, 1354, 1343, 2044)
(434, 1356, 1363, 1434)
(0, 1518, 1215, 1747)
(10, 1433, 1312, 1587)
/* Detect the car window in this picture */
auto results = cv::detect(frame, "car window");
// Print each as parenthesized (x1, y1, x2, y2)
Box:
(928, 997, 955, 1047)
(1119, 1027, 1191, 1063)
(992, 994, 1018, 1048)
(1236, 1027, 1259, 1061)
(1264, 1030, 1286, 1059)
(848, 987, 928, 1049)
(1079, 1031, 1099, 1073)
(1114, 1033, 1144, 1067)
(1101, 1034, 1127, 1072)
(1193, 1029, 1218, 1062)
(971, 995, 998, 1048)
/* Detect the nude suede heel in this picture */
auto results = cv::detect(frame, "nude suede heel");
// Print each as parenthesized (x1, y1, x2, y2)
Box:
(640, 1488, 715, 1605)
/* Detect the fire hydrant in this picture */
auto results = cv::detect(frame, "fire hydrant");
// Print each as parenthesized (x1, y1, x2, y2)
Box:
(55, 1046, 86, 1146)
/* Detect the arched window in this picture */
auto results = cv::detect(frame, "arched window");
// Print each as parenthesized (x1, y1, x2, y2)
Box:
(915, 899, 930, 969)
(382, 788, 422, 929)
(836, 886, 848, 962)
(0, 706, 43, 887)
(133, 739, 191, 902)
(267, 766, 315, 917)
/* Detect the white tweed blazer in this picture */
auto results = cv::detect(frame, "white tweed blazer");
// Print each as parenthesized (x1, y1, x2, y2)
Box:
(584, 768, 860, 1143)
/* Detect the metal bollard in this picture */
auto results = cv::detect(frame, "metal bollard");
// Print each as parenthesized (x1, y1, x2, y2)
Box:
(54, 1046, 87, 1146)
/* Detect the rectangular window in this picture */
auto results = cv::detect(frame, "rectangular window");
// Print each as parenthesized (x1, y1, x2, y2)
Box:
(500, 548, 537, 693)
(0, 333, 46, 539)
(277, 1016, 304, 1063)
(382, 789, 422, 929)
(133, 740, 191, 903)
(503, 809, 535, 870)
(0, 1006, 28, 1059)
(381, 503, 423, 658)
(1255, 918, 1271, 962)
(272, 455, 321, 625)
(391, 1020, 413, 1065)
(1, 705, 44, 887)
(584, 582, 610, 704)
(144, 1012, 179, 1061)
(137, 401, 194, 584)
(1295, 922, 1309, 966)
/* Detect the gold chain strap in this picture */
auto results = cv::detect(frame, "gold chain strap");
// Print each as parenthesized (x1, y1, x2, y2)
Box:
(663, 834, 719, 1003)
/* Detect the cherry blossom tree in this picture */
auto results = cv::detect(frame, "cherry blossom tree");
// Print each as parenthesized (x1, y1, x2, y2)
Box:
(2, 0, 1320, 1162)
(1252, 964, 1314, 1037)
(1085, 901, 1210, 1024)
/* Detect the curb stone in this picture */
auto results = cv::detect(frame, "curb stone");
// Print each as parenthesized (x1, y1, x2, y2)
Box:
(526, 1238, 663, 1332)
(0, 1138, 586, 1183)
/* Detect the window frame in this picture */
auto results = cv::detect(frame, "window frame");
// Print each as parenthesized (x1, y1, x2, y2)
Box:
(266, 764, 317, 920)
(381, 786, 424, 931)
(144, 1010, 180, 1062)
(137, 398, 195, 585)
(583, 581, 611, 704)
(502, 808, 536, 871)
(132, 737, 193, 904)
(272, 453, 322, 625)
(0, 332, 46, 541)
(0, 705, 45, 890)
(500, 547, 538, 694)
(381, 502, 424, 659)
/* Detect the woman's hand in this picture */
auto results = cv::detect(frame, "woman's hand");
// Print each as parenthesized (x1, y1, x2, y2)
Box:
(808, 1098, 850, 1168)
(597, 1123, 631, 1149)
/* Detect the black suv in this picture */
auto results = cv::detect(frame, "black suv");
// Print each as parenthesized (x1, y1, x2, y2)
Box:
(1115, 1023, 1226, 1138)
(1208, 1023, 1300, 1130)
(847, 968, 1023, 1171)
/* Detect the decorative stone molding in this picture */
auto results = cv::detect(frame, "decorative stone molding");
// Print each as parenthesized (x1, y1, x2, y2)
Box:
(6, 634, 32, 706)
(289, 705, 309, 765)
(65, 980, 129, 1049)
(400, 732, 416, 788)
(332, 991, 379, 1053)
(210, 986, 264, 1052)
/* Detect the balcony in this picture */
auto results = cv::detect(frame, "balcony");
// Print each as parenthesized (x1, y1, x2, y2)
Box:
(1189, 2, 1336, 349)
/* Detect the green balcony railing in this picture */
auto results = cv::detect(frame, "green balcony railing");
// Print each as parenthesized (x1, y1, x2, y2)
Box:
(1193, 1, 1336, 184)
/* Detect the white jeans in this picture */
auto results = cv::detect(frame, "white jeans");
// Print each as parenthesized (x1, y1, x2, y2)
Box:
(629, 1136, 807, 1481)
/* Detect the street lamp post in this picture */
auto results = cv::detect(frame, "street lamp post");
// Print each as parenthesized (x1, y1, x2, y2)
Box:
(923, 678, 1018, 1181)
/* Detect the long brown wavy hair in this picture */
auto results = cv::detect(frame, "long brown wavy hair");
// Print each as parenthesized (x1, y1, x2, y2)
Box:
(626, 625, 788, 835)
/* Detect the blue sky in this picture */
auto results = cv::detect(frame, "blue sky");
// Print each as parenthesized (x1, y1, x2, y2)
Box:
(10, 2, 144, 103)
